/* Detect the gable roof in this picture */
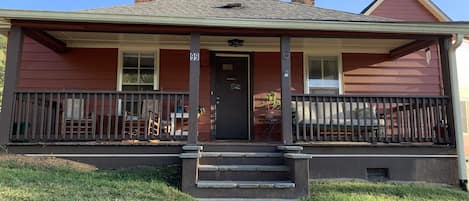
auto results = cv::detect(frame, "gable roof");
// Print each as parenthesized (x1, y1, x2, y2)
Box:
(361, 0, 451, 22)
(81, 0, 393, 22)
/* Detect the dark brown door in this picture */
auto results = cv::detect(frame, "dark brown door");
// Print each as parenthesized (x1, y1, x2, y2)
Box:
(214, 55, 249, 140)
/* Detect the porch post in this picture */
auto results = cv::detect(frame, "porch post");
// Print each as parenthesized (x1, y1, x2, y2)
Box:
(281, 36, 293, 145)
(439, 38, 456, 143)
(188, 33, 200, 145)
(0, 26, 24, 145)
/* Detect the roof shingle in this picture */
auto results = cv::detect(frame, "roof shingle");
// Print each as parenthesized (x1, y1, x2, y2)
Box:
(81, 0, 394, 22)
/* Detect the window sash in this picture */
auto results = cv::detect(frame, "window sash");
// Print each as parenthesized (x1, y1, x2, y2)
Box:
(121, 51, 157, 91)
(307, 56, 340, 94)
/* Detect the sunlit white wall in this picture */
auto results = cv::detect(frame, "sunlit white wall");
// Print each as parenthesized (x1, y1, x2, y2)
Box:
(456, 39, 469, 135)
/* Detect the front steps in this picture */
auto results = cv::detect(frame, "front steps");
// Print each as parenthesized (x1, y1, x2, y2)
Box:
(181, 145, 311, 199)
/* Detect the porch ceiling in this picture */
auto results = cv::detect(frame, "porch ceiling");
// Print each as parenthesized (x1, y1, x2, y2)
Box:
(47, 31, 413, 54)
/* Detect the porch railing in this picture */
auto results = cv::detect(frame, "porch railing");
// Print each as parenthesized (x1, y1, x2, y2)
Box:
(292, 95, 453, 144)
(10, 90, 189, 142)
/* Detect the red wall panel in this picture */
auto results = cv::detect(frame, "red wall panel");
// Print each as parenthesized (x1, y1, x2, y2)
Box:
(369, 0, 439, 22)
(252, 52, 303, 141)
(365, 0, 443, 96)
(342, 46, 442, 96)
(19, 37, 118, 90)
(159, 49, 211, 141)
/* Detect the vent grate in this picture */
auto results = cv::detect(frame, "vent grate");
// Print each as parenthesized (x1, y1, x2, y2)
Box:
(366, 168, 389, 182)
(217, 3, 243, 9)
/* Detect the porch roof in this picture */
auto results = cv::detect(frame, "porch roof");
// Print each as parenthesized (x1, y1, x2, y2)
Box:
(0, 9, 468, 36)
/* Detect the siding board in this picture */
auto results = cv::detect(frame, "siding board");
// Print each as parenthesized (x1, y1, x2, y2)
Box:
(370, 0, 439, 22)
(365, 0, 443, 96)
(19, 37, 118, 90)
(159, 49, 211, 141)
(343, 50, 441, 96)
(253, 52, 303, 141)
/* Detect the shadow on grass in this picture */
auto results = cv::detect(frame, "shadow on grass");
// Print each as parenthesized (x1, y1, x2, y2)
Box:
(94, 165, 183, 188)
(0, 155, 193, 201)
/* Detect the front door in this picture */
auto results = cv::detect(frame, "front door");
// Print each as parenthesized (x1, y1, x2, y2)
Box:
(214, 55, 249, 140)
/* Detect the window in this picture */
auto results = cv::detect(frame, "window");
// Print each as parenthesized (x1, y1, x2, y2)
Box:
(307, 56, 340, 95)
(118, 51, 158, 117)
(120, 52, 157, 91)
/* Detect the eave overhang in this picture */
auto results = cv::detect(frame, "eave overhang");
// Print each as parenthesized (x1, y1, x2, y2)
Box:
(0, 9, 468, 35)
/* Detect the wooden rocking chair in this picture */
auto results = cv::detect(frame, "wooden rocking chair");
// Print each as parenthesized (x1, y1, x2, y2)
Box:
(146, 110, 160, 139)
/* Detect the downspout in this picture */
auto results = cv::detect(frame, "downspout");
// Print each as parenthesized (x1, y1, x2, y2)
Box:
(449, 33, 468, 190)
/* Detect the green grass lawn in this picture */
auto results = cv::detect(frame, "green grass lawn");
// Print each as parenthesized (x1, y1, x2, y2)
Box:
(1, 154, 469, 201)
(305, 181, 469, 201)
(0, 155, 194, 201)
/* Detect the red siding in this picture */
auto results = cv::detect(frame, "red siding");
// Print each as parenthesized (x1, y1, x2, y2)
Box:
(363, 0, 443, 96)
(342, 45, 442, 95)
(19, 37, 118, 90)
(253, 52, 303, 141)
(159, 49, 211, 141)
(370, 0, 439, 22)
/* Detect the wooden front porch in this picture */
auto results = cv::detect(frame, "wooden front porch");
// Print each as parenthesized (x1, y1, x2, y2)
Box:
(0, 21, 458, 147)
(8, 90, 454, 145)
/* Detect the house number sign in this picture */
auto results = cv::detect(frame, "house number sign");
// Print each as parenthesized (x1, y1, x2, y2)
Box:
(190, 52, 200, 62)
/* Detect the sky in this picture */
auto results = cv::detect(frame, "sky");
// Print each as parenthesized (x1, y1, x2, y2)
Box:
(0, 0, 468, 21)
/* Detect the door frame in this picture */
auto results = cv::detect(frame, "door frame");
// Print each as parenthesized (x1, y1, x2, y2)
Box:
(210, 51, 254, 141)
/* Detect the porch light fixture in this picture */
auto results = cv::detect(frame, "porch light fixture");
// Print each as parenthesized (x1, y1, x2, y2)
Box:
(425, 48, 432, 64)
(228, 39, 244, 47)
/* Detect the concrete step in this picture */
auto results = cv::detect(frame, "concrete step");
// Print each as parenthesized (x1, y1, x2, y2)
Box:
(199, 170, 290, 181)
(198, 165, 290, 181)
(197, 181, 295, 189)
(199, 152, 284, 165)
(201, 152, 283, 158)
(189, 181, 303, 199)
(199, 156, 284, 166)
(198, 165, 289, 172)
(202, 144, 279, 153)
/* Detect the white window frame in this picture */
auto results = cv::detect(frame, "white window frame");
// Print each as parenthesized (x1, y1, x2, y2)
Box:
(303, 52, 344, 95)
(117, 48, 160, 91)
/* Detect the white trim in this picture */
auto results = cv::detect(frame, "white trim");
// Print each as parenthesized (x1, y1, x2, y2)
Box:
(155, 49, 160, 90)
(117, 48, 160, 91)
(65, 42, 394, 54)
(303, 52, 344, 95)
(309, 154, 458, 158)
(23, 154, 180, 158)
(363, 0, 384, 16)
(214, 53, 252, 141)
(338, 53, 344, 94)
(0, 9, 468, 35)
(215, 53, 250, 57)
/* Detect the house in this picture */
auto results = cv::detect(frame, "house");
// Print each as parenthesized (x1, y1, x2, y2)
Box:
(0, 0, 468, 199)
